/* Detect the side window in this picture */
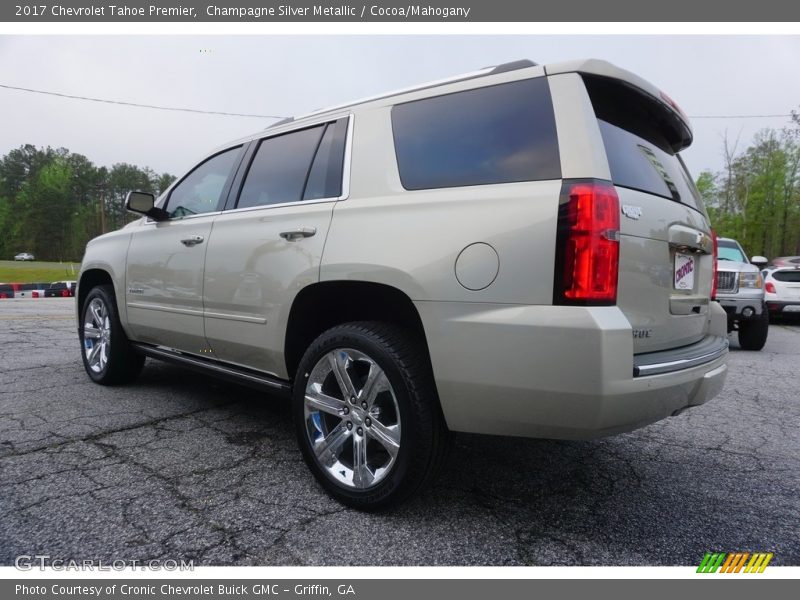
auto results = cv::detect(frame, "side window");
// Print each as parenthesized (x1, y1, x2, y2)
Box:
(237, 125, 325, 209)
(166, 147, 241, 219)
(391, 77, 561, 190)
(304, 119, 348, 200)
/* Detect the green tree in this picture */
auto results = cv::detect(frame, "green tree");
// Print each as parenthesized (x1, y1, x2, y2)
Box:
(0, 144, 175, 261)
(14, 158, 75, 261)
(699, 126, 800, 258)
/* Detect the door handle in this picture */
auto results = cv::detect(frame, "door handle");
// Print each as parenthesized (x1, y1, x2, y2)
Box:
(180, 235, 204, 247)
(279, 227, 317, 242)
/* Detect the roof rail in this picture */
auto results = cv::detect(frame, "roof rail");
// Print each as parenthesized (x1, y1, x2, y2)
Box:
(267, 117, 294, 128)
(265, 59, 540, 130)
(488, 59, 539, 74)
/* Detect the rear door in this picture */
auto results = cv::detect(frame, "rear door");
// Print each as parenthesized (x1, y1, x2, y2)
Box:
(202, 117, 350, 378)
(584, 75, 714, 353)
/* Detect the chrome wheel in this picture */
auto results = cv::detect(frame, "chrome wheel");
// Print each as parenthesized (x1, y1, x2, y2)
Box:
(304, 348, 401, 489)
(83, 297, 110, 374)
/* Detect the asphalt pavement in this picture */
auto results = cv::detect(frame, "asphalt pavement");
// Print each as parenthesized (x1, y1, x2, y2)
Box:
(1, 298, 798, 566)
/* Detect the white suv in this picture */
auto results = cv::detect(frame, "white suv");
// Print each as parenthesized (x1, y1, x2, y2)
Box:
(77, 59, 728, 509)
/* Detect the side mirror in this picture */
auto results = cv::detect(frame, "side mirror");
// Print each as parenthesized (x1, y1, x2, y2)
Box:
(125, 191, 168, 221)
(751, 255, 768, 267)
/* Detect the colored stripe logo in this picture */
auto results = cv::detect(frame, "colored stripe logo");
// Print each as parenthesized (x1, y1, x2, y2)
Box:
(697, 552, 773, 573)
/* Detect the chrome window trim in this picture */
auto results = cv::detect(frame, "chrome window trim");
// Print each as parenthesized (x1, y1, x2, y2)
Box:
(222, 113, 354, 216)
(139, 114, 353, 224)
(141, 210, 222, 226)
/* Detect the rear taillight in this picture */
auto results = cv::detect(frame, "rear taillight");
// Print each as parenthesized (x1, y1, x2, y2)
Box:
(660, 90, 689, 123)
(61, 289, 69, 297)
(554, 180, 620, 305)
(711, 229, 719, 300)
(32, 291, 39, 298)
(765, 282, 776, 294)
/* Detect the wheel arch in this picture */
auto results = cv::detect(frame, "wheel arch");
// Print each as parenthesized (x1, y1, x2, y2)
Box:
(77, 268, 116, 328)
(284, 280, 431, 381)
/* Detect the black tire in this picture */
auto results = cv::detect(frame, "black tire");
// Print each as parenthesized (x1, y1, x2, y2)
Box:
(79, 284, 145, 385)
(738, 310, 769, 351)
(293, 321, 448, 510)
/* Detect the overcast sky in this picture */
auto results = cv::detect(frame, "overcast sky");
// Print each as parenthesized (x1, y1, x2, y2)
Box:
(0, 35, 798, 179)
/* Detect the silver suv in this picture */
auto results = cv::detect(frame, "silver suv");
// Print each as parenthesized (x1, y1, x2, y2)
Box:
(77, 59, 728, 509)
(715, 237, 769, 350)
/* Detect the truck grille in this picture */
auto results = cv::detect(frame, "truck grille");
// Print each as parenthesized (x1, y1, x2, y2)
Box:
(716, 271, 737, 292)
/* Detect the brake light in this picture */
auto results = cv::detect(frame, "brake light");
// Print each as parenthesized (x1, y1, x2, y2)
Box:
(765, 282, 776, 294)
(61, 288, 70, 297)
(554, 180, 620, 305)
(711, 229, 719, 300)
(660, 90, 689, 122)
(32, 291, 39, 298)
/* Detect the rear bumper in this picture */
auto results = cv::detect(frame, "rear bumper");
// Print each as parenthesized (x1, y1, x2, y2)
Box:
(767, 300, 800, 314)
(633, 334, 728, 377)
(416, 301, 728, 440)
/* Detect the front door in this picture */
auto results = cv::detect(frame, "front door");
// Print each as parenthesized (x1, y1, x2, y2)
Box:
(125, 145, 243, 353)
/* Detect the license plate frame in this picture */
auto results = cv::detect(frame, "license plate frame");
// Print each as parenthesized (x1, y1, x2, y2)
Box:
(674, 253, 695, 290)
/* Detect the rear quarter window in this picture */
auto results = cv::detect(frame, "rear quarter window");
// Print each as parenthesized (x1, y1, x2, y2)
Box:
(772, 270, 800, 283)
(391, 77, 561, 190)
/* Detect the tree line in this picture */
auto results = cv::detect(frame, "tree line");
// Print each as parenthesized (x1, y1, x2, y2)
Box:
(0, 144, 175, 262)
(697, 115, 800, 259)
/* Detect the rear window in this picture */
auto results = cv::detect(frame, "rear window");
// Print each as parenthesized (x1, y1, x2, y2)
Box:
(391, 77, 561, 190)
(584, 76, 703, 213)
(597, 120, 702, 212)
(772, 270, 800, 282)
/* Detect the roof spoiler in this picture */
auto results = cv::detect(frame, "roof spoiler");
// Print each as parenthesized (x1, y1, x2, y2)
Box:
(545, 59, 693, 152)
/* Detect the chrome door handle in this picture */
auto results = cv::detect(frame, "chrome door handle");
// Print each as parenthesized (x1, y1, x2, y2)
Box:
(180, 235, 204, 247)
(279, 227, 317, 241)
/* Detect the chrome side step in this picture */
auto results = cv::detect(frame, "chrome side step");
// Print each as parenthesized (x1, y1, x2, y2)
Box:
(132, 343, 291, 395)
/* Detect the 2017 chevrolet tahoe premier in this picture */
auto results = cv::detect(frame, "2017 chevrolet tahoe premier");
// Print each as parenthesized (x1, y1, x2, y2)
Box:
(77, 59, 728, 509)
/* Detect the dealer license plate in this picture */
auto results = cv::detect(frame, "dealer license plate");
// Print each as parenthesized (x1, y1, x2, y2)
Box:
(674, 253, 695, 290)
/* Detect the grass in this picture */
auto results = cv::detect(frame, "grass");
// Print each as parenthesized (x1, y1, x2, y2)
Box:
(0, 260, 81, 283)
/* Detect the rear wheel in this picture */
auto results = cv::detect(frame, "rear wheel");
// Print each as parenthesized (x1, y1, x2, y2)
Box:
(80, 284, 145, 385)
(738, 310, 769, 351)
(293, 322, 447, 510)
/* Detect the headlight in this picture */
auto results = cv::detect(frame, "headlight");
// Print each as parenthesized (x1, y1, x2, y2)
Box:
(739, 272, 763, 289)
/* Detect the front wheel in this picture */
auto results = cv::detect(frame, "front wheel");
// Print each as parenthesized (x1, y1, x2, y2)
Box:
(80, 284, 145, 385)
(738, 310, 769, 351)
(293, 322, 447, 510)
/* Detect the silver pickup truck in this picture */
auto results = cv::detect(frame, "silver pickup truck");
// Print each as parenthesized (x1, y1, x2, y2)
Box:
(715, 237, 769, 350)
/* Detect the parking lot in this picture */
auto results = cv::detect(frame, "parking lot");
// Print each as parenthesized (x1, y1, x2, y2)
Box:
(0, 298, 798, 566)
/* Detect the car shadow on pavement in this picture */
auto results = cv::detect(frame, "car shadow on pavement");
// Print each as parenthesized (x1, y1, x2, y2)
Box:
(118, 357, 796, 567)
